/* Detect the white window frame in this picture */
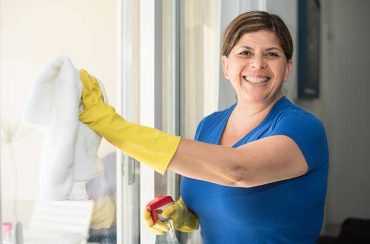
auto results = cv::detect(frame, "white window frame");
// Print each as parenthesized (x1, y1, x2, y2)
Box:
(139, 0, 164, 243)
(118, 0, 140, 243)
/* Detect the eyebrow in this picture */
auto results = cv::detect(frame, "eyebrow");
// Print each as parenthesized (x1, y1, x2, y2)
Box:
(239, 46, 283, 52)
(265, 47, 283, 52)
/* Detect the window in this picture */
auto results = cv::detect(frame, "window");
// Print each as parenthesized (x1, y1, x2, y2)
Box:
(1, 1, 119, 242)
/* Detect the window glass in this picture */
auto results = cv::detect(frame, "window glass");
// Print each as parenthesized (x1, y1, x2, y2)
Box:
(179, 0, 220, 243)
(0, 1, 118, 242)
(182, 0, 221, 138)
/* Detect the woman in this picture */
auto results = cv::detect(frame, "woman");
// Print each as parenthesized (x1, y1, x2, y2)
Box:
(80, 11, 328, 243)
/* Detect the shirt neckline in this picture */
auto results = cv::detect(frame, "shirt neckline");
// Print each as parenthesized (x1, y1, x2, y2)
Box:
(217, 96, 288, 148)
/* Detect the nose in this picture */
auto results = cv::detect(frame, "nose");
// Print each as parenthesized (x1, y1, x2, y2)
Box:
(250, 55, 267, 69)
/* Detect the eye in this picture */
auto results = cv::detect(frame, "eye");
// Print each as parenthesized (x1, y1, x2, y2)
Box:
(239, 50, 252, 57)
(265, 52, 280, 58)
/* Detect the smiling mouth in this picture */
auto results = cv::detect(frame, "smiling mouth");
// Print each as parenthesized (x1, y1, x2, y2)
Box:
(243, 75, 270, 85)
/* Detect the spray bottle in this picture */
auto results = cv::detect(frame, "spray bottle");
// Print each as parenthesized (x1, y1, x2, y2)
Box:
(146, 195, 181, 244)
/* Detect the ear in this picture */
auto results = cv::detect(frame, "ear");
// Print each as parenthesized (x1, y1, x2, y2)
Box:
(221, 55, 230, 79)
(283, 60, 293, 82)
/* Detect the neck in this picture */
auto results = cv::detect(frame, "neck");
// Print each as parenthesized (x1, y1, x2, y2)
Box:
(234, 93, 283, 118)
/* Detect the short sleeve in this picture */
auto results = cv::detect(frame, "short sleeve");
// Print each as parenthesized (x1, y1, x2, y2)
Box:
(270, 111, 329, 171)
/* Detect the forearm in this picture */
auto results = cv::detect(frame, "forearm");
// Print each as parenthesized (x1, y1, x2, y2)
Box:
(86, 106, 180, 174)
(168, 138, 244, 186)
(168, 136, 308, 187)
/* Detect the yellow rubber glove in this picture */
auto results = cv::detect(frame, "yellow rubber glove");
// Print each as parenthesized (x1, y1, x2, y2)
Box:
(79, 69, 181, 174)
(143, 197, 199, 235)
(90, 197, 116, 230)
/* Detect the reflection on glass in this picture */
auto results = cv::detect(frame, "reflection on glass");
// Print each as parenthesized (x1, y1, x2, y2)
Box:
(87, 153, 117, 243)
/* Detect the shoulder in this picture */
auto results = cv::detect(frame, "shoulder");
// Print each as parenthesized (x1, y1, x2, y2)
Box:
(273, 97, 325, 131)
(270, 98, 329, 170)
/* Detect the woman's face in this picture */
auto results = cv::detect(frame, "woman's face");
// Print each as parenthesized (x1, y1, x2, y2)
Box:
(221, 30, 292, 106)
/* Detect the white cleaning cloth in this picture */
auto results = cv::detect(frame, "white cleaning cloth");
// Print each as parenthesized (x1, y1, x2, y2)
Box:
(22, 56, 106, 200)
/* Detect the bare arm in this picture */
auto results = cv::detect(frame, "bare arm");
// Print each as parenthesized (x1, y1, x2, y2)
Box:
(168, 135, 308, 187)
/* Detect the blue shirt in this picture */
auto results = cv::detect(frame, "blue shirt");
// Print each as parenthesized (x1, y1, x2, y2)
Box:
(181, 96, 329, 244)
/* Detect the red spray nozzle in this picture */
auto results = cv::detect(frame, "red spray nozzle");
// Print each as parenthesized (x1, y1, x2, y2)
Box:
(146, 195, 174, 224)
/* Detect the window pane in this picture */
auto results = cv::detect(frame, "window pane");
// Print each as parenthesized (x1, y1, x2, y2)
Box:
(182, 0, 221, 138)
(0, 1, 118, 243)
(179, 0, 221, 243)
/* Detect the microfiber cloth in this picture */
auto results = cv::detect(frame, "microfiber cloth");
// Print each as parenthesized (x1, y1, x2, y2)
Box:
(22, 56, 106, 200)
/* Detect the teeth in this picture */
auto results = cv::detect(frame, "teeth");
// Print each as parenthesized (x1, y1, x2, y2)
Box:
(244, 75, 269, 84)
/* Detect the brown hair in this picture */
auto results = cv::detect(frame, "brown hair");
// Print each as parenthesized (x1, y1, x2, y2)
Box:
(221, 11, 293, 60)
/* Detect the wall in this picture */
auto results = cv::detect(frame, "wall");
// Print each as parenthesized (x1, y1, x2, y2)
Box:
(320, 0, 370, 227)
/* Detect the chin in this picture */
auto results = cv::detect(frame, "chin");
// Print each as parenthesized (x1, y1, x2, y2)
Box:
(240, 92, 281, 105)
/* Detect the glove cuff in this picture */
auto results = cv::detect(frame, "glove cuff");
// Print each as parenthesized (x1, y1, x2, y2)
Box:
(178, 198, 199, 232)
